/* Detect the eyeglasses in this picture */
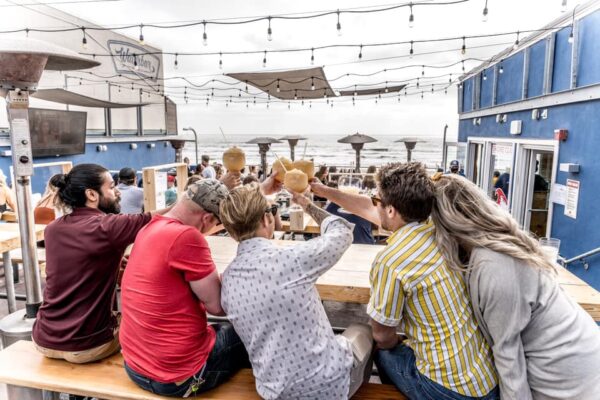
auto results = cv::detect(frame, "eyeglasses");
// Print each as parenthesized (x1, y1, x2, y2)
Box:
(371, 194, 383, 207)
(265, 204, 278, 216)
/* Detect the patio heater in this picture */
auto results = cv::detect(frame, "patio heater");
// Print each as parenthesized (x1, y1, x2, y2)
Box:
(246, 137, 281, 180)
(0, 38, 99, 350)
(337, 132, 377, 173)
(395, 138, 421, 163)
(278, 135, 306, 161)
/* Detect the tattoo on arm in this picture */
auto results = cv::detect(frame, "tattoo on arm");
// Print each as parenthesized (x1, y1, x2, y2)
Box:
(305, 202, 332, 226)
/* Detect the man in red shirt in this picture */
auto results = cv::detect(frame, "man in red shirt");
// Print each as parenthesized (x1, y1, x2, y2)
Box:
(120, 179, 250, 397)
(32, 163, 169, 364)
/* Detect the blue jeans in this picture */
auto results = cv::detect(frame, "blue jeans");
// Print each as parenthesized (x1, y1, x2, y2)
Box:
(375, 344, 499, 400)
(125, 323, 250, 397)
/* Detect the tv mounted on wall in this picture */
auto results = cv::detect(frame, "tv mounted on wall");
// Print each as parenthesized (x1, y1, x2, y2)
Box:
(28, 108, 87, 158)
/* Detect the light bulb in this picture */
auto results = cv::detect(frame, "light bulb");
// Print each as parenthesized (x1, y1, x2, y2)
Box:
(311, 49, 315, 65)
(139, 24, 144, 45)
(409, 3, 415, 28)
(336, 11, 342, 36)
(202, 22, 208, 46)
(82, 36, 87, 49)
(276, 80, 281, 93)
(311, 77, 315, 91)
(568, 30, 574, 43)
(219, 52, 223, 69)
(262, 51, 267, 68)
(482, 7, 488, 22)
(174, 54, 179, 70)
(561, 0, 568, 13)
(358, 45, 363, 59)
(267, 17, 273, 41)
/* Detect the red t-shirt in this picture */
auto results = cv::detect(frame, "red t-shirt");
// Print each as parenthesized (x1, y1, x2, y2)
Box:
(120, 215, 217, 383)
(32, 207, 151, 351)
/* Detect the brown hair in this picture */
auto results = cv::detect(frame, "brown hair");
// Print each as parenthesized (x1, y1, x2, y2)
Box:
(219, 183, 269, 242)
(184, 175, 202, 189)
(376, 162, 434, 222)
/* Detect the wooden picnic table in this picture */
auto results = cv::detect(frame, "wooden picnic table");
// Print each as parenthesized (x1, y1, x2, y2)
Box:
(205, 236, 600, 321)
(280, 213, 391, 237)
(0, 223, 46, 313)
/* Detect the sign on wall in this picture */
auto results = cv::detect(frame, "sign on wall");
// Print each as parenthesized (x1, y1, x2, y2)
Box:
(564, 179, 580, 219)
(107, 40, 161, 81)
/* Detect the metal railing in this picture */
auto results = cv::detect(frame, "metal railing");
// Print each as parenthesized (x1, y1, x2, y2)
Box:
(558, 246, 600, 270)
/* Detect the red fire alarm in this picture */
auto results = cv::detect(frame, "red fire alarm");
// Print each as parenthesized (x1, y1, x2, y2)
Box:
(554, 129, 568, 141)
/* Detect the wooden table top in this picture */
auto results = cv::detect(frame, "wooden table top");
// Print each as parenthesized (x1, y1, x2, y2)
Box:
(0, 223, 46, 254)
(206, 236, 600, 321)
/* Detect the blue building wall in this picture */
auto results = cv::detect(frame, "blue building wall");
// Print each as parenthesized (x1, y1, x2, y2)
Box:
(0, 140, 174, 194)
(577, 10, 600, 87)
(480, 67, 495, 108)
(459, 100, 600, 289)
(497, 52, 524, 104)
(527, 41, 546, 98)
(552, 27, 573, 93)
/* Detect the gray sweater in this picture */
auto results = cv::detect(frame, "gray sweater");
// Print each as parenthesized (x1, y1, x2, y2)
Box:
(467, 247, 600, 400)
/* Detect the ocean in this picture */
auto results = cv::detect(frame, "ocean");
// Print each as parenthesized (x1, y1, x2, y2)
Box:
(182, 134, 455, 170)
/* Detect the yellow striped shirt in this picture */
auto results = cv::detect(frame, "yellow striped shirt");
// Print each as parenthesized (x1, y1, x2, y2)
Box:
(367, 220, 497, 397)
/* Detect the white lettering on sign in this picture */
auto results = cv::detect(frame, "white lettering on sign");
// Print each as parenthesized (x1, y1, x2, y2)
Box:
(107, 40, 161, 81)
(564, 179, 580, 219)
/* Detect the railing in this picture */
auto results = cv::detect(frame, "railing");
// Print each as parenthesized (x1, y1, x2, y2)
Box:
(559, 246, 600, 270)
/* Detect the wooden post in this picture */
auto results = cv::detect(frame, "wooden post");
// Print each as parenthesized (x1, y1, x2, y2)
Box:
(142, 162, 187, 212)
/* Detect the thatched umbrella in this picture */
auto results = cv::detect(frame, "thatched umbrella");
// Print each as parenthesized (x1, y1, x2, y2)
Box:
(337, 133, 377, 172)
(246, 137, 281, 180)
(278, 135, 307, 161)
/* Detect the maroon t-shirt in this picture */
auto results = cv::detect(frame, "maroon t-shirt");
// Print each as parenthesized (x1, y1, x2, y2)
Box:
(32, 207, 151, 351)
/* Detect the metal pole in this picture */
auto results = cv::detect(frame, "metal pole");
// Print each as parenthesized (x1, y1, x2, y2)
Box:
(258, 144, 270, 181)
(287, 139, 299, 161)
(6, 90, 42, 318)
(2, 252, 17, 313)
(441, 124, 448, 170)
(355, 149, 360, 173)
(183, 127, 199, 166)
(407, 148, 412, 163)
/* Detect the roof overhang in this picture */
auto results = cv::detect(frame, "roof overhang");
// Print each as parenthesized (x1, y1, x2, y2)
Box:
(32, 88, 149, 108)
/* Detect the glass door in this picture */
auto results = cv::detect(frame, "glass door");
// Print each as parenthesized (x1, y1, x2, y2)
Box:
(524, 150, 553, 237)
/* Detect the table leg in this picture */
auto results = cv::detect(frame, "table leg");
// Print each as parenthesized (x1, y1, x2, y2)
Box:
(2, 251, 17, 313)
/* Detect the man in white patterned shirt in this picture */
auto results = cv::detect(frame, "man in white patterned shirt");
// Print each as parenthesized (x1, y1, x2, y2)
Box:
(219, 184, 373, 399)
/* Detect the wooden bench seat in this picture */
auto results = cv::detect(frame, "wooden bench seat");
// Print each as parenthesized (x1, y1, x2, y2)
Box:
(0, 341, 405, 400)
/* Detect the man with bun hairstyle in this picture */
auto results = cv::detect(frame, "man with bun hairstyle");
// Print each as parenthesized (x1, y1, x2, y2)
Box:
(32, 163, 170, 364)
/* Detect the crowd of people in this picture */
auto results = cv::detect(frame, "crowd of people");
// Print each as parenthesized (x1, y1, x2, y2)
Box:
(16, 156, 600, 399)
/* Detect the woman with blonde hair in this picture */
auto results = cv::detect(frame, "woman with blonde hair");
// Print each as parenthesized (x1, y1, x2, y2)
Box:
(430, 173, 600, 400)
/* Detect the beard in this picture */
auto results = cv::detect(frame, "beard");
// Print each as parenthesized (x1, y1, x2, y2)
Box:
(98, 194, 121, 214)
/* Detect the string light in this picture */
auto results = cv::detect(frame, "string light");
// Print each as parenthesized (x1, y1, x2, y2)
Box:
(174, 53, 179, 69)
(385, 82, 389, 93)
(449, 73, 452, 83)
(81, 27, 87, 49)
(219, 52, 223, 69)
(238, 89, 242, 97)
(262, 50, 267, 67)
(568, 6, 577, 44)
(276, 79, 281, 93)
(461, 36, 466, 55)
(416, 77, 420, 88)
(499, 60, 504, 73)
(25, 28, 29, 38)
(513, 31, 520, 50)
(431, 84, 434, 93)
(311, 77, 315, 90)
(482, 0, 489, 22)
(462, 60, 465, 72)
(568, 29, 574, 43)
(139, 24, 144, 45)
(561, 0, 568, 13)
(288, 102, 291, 109)
(267, 17, 273, 41)
(310, 48, 315, 65)
(409, 40, 414, 58)
(294, 89, 298, 100)
(421, 65, 425, 76)
(336, 10, 342, 36)
(483, 70, 487, 80)
(408, 2, 415, 28)
(353, 85, 357, 96)
(358, 44, 363, 59)
(202, 21, 208, 46)
(133, 54, 139, 70)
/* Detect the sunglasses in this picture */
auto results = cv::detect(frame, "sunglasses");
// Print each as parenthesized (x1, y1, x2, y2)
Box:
(265, 204, 278, 216)
(371, 194, 383, 207)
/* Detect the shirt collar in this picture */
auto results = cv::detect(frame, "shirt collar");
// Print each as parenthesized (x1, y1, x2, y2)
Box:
(386, 218, 432, 245)
(70, 206, 104, 216)
(236, 236, 272, 255)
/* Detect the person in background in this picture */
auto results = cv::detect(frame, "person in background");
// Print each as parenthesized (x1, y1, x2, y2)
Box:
(431, 173, 600, 399)
(117, 167, 144, 214)
(120, 180, 250, 397)
(494, 171, 510, 197)
(214, 164, 224, 180)
(310, 162, 498, 399)
(328, 166, 339, 183)
(362, 166, 377, 191)
(201, 155, 216, 179)
(183, 157, 193, 177)
(0, 169, 16, 216)
(34, 174, 64, 225)
(220, 184, 373, 399)
(325, 181, 375, 245)
(447, 159, 466, 177)
(313, 166, 329, 203)
(492, 170, 500, 186)
(242, 174, 259, 185)
(165, 175, 178, 206)
(185, 175, 202, 190)
(32, 163, 170, 364)
(194, 163, 204, 176)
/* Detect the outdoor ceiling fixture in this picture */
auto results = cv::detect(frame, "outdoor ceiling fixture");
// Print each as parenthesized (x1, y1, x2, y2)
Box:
(0, 37, 99, 320)
(227, 67, 336, 100)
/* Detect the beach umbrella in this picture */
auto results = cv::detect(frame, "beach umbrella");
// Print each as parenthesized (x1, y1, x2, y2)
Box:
(395, 138, 422, 162)
(0, 37, 99, 319)
(337, 133, 377, 172)
(278, 135, 306, 161)
(246, 137, 281, 180)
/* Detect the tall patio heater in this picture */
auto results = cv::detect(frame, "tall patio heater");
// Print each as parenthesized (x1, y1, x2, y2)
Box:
(337, 132, 377, 173)
(395, 138, 421, 162)
(0, 38, 99, 356)
(246, 137, 281, 180)
(278, 135, 306, 161)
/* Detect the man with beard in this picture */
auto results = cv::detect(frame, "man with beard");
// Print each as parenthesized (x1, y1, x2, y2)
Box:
(32, 163, 170, 364)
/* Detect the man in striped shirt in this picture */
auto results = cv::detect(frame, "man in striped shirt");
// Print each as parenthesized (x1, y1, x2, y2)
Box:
(310, 162, 498, 399)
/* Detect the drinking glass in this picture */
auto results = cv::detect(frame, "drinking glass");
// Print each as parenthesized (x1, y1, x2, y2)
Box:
(539, 237, 560, 263)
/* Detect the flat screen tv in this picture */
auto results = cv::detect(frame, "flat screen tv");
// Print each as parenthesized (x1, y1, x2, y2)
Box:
(28, 108, 87, 158)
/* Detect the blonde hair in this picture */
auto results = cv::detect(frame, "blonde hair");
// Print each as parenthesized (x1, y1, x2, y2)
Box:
(430, 173, 556, 272)
(219, 183, 269, 242)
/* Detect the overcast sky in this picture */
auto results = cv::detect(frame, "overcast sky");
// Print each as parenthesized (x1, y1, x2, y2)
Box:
(3, 0, 587, 138)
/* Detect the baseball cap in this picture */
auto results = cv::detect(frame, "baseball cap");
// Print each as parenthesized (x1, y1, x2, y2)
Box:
(186, 179, 229, 219)
(450, 160, 460, 167)
(118, 167, 136, 181)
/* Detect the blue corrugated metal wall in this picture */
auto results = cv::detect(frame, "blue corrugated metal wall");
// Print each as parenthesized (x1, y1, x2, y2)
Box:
(497, 52, 525, 104)
(0, 140, 174, 194)
(480, 67, 495, 108)
(527, 41, 546, 97)
(552, 27, 573, 92)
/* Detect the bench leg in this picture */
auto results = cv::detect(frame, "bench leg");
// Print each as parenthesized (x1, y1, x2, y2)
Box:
(12, 261, 19, 284)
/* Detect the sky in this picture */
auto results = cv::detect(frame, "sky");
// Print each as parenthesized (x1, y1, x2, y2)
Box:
(1, 0, 588, 138)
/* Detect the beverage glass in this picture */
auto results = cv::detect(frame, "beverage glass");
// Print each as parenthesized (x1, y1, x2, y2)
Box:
(539, 237, 560, 263)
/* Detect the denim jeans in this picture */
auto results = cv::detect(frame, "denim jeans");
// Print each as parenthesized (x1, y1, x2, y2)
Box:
(125, 323, 250, 397)
(375, 344, 499, 400)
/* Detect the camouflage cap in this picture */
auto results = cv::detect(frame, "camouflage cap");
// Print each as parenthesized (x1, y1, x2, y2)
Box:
(186, 179, 229, 219)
